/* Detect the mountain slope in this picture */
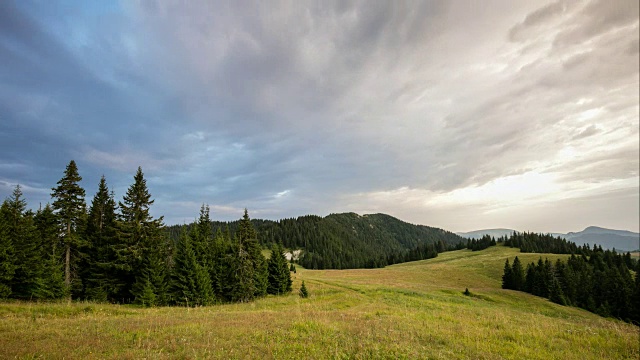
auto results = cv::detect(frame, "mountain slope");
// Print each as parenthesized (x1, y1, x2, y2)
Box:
(168, 212, 465, 269)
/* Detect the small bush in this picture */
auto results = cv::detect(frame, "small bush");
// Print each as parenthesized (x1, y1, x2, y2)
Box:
(299, 281, 309, 298)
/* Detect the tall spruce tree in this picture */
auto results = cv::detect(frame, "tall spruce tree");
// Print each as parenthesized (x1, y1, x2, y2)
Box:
(502, 259, 513, 289)
(511, 256, 525, 291)
(116, 167, 168, 303)
(0, 197, 15, 298)
(238, 209, 268, 297)
(549, 277, 567, 305)
(632, 272, 640, 324)
(3, 186, 42, 299)
(84, 176, 119, 301)
(267, 242, 292, 295)
(195, 204, 212, 263)
(51, 160, 86, 297)
(34, 204, 65, 299)
(209, 228, 228, 301)
(226, 232, 256, 303)
(171, 228, 213, 306)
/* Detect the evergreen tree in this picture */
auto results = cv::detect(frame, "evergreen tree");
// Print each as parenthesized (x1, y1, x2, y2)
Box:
(632, 272, 640, 324)
(195, 204, 213, 263)
(267, 243, 292, 295)
(0, 196, 15, 298)
(511, 256, 525, 291)
(132, 244, 170, 306)
(524, 263, 535, 293)
(299, 280, 309, 298)
(226, 234, 256, 302)
(502, 259, 513, 289)
(171, 229, 213, 306)
(3, 186, 42, 299)
(84, 176, 119, 301)
(209, 228, 228, 301)
(238, 209, 268, 297)
(134, 276, 157, 307)
(51, 160, 86, 297)
(116, 167, 167, 303)
(34, 204, 65, 299)
(549, 277, 566, 305)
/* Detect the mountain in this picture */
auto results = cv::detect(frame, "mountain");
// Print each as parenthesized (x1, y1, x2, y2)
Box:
(456, 228, 517, 239)
(459, 226, 639, 252)
(167, 212, 466, 269)
(562, 226, 639, 252)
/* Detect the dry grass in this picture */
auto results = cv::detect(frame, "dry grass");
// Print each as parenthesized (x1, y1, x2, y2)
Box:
(1, 245, 638, 359)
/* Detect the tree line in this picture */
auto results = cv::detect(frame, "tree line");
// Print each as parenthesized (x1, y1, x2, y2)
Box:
(0, 160, 292, 306)
(503, 231, 593, 255)
(466, 234, 499, 251)
(502, 248, 639, 324)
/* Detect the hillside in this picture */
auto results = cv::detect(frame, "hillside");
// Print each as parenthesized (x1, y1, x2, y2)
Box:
(1, 245, 637, 359)
(168, 212, 465, 269)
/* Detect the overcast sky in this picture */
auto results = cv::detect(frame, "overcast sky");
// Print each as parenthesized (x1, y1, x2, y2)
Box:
(1, 0, 638, 233)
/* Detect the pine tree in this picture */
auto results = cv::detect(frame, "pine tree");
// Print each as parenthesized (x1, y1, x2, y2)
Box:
(84, 176, 119, 301)
(134, 276, 157, 307)
(511, 256, 525, 291)
(632, 272, 640, 324)
(549, 277, 566, 305)
(115, 167, 167, 303)
(51, 160, 86, 298)
(131, 246, 170, 306)
(209, 228, 228, 301)
(238, 209, 268, 298)
(502, 259, 513, 289)
(299, 280, 309, 298)
(171, 229, 213, 306)
(226, 235, 256, 303)
(195, 204, 212, 263)
(267, 243, 292, 295)
(0, 198, 15, 298)
(3, 186, 43, 299)
(34, 204, 65, 299)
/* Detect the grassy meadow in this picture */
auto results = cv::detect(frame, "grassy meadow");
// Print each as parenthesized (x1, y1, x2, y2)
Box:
(1, 245, 638, 359)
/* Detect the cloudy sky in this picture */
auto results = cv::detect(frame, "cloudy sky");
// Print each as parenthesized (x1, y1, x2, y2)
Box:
(1, 0, 638, 233)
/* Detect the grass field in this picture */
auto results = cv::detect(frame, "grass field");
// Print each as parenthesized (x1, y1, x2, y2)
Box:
(1, 245, 638, 359)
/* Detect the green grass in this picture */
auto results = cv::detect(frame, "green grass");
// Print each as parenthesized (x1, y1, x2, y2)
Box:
(1, 245, 638, 359)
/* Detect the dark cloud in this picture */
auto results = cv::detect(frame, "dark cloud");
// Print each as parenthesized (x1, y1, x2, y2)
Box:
(0, 1, 637, 231)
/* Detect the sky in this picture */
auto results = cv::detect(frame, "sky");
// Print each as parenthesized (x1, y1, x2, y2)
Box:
(0, 0, 638, 233)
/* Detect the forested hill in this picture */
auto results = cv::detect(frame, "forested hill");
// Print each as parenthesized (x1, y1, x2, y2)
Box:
(167, 213, 465, 270)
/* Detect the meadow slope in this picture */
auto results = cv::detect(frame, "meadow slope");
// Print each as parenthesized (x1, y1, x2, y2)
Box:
(1, 246, 638, 359)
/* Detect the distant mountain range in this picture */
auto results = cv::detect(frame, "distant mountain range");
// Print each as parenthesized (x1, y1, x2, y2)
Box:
(457, 226, 640, 252)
